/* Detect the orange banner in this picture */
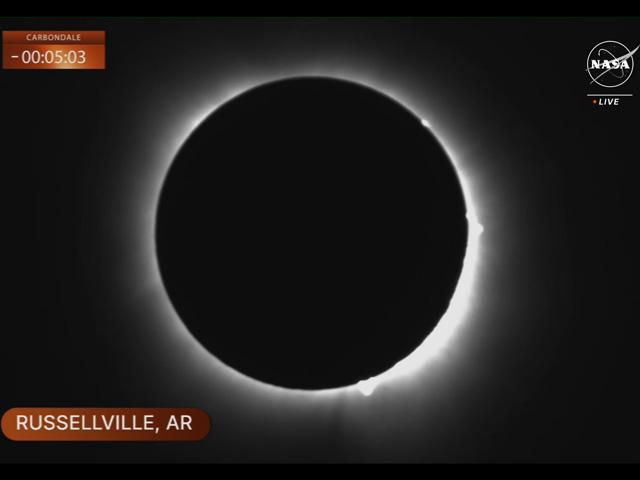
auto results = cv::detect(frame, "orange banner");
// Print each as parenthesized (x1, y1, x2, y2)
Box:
(3, 30, 106, 69)
(1, 408, 210, 441)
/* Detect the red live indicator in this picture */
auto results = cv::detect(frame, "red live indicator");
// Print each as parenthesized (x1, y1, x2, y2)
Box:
(3, 31, 105, 69)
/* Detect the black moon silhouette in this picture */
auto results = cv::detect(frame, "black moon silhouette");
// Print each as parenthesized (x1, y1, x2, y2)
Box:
(156, 77, 468, 390)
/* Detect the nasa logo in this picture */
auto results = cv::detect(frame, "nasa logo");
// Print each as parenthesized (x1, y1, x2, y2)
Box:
(586, 40, 638, 88)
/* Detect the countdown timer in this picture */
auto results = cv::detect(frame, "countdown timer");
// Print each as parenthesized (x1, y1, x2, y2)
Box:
(17, 49, 88, 64)
(2, 30, 105, 70)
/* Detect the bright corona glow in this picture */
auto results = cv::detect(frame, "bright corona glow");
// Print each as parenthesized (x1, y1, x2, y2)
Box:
(144, 71, 484, 400)
(354, 155, 483, 396)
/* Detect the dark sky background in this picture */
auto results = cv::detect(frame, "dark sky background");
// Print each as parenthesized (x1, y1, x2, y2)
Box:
(1, 17, 639, 462)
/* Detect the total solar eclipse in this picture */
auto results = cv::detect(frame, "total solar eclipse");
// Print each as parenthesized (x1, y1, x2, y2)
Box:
(156, 77, 468, 390)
